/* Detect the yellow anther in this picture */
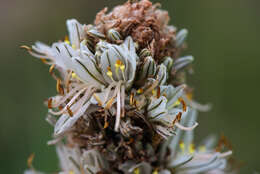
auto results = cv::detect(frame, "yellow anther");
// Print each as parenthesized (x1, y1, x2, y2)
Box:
(107, 71, 113, 77)
(172, 100, 181, 107)
(115, 59, 122, 67)
(64, 35, 70, 44)
(64, 40, 70, 45)
(72, 44, 76, 50)
(199, 145, 206, 152)
(120, 64, 125, 71)
(152, 89, 156, 96)
(189, 144, 195, 154)
(152, 169, 159, 174)
(71, 72, 81, 81)
(134, 168, 140, 174)
(71, 72, 77, 78)
(106, 66, 113, 77)
(180, 142, 185, 152)
(69, 170, 75, 174)
(137, 88, 143, 94)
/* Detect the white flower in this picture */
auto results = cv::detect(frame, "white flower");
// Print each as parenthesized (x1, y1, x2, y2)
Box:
(147, 85, 198, 138)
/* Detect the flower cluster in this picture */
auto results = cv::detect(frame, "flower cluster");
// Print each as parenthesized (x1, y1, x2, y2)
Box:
(23, 0, 236, 174)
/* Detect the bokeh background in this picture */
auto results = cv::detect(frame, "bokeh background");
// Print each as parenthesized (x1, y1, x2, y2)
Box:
(0, 0, 259, 173)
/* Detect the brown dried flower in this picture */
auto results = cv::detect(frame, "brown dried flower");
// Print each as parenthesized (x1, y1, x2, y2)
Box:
(95, 0, 176, 60)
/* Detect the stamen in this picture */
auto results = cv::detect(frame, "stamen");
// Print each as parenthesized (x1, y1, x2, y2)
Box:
(134, 168, 140, 174)
(20, 45, 32, 51)
(49, 64, 55, 74)
(65, 70, 72, 93)
(104, 120, 109, 129)
(157, 87, 161, 98)
(93, 93, 103, 106)
(130, 93, 134, 106)
(51, 84, 86, 107)
(137, 88, 143, 94)
(69, 170, 75, 174)
(59, 105, 63, 111)
(199, 145, 206, 152)
(49, 86, 87, 115)
(56, 79, 64, 95)
(115, 60, 121, 80)
(179, 141, 185, 152)
(66, 106, 73, 117)
(189, 143, 195, 154)
(172, 100, 181, 107)
(152, 169, 159, 174)
(72, 44, 76, 50)
(48, 98, 53, 109)
(107, 66, 115, 81)
(27, 153, 35, 168)
(179, 98, 187, 112)
(64, 35, 70, 45)
(186, 92, 193, 101)
(40, 58, 48, 64)
(172, 112, 182, 125)
(152, 89, 156, 96)
(105, 96, 116, 109)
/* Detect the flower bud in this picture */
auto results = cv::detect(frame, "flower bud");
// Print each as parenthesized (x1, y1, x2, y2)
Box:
(107, 29, 122, 41)
(87, 28, 106, 39)
(176, 28, 188, 48)
(139, 56, 156, 80)
(139, 48, 152, 60)
(162, 56, 174, 72)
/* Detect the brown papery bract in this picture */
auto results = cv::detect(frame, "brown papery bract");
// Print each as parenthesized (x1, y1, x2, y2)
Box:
(95, 0, 177, 61)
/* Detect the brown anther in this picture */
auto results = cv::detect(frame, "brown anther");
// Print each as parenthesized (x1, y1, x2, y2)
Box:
(186, 92, 193, 101)
(107, 66, 112, 72)
(156, 87, 161, 98)
(58, 105, 63, 111)
(172, 112, 182, 125)
(49, 64, 55, 74)
(130, 93, 134, 105)
(56, 79, 64, 95)
(27, 153, 35, 168)
(216, 135, 233, 152)
(179, 98, 187, 112)
(66, 106, 73, 117)
(93, 93, 103, 106)
(105, 96, 116, 109)
(137, 88, 143, 94)
(104, 121, 109, 129)
(40, 58, 48, 64)
(126, 138, 134, 145)
(47, 98, 53, 109)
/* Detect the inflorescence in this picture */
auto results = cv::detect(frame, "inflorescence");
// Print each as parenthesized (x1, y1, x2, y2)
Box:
(23, 0, 236, 174)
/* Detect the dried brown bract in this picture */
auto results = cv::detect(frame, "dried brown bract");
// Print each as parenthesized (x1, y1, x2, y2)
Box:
(95, 0, 176, 60)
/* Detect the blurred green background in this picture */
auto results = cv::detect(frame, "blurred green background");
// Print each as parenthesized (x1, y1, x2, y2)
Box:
(0, 0, 259, 173)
